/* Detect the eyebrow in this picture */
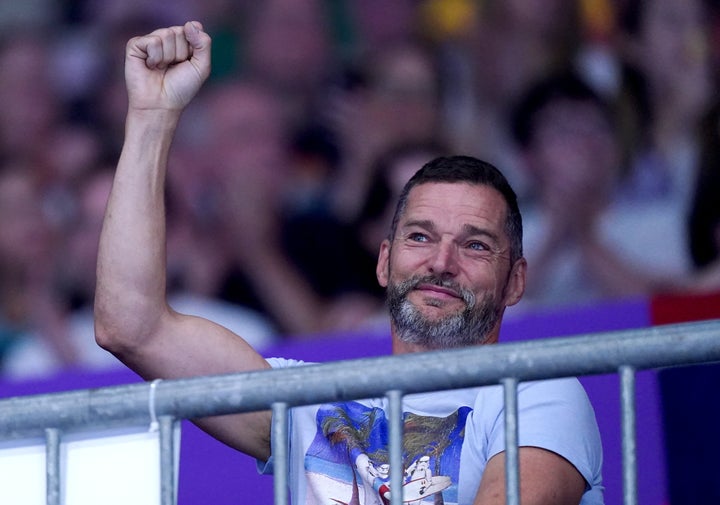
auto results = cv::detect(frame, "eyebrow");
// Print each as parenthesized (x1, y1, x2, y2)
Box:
(461, 223, 501, 246)
(400, 219, 435, 233)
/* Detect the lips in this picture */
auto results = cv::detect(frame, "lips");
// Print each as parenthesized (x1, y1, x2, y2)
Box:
(415, 283, 462, 299)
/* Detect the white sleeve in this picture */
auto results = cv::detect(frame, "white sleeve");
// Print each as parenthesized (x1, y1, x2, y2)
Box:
(484, 378, 603, 492)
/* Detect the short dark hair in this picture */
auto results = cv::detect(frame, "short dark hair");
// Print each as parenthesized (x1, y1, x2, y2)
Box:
(510, 71, 610, 148)
(389, 155, 523, 264)
(357, 139, 450, 225)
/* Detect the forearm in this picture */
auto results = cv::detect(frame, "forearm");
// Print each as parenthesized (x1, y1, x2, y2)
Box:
(95, 110, 181, 347)
(241, 247, 326, 335)
(580, 233, 657, 297)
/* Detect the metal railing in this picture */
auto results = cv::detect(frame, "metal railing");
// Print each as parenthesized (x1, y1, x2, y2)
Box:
(1, 319, 720, 505)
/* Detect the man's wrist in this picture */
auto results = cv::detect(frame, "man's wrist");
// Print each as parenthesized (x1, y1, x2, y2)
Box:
(124, 107, 183, 143)
(126, 106, 182, 127)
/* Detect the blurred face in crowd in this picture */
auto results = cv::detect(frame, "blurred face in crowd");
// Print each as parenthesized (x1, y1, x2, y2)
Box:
(0, 170, 52, 267)
(0, 37, 59, 158)
(203, 83, 288, 189)
(376, 182, 525, 350)
(633, 0, 711, 118)
(246, 0, 331, 91)
(525, 98, 619, 213)
(367, 44, 440, 148)
(347, 0, 417, 49)
(638, 0, 708, 85)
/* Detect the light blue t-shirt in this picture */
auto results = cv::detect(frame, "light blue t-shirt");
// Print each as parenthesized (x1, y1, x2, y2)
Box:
(260, 357, 603, 505)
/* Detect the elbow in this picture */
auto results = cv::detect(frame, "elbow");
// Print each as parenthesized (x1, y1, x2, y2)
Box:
(94, 304, 130, 355)
(93, 298, 153, 357)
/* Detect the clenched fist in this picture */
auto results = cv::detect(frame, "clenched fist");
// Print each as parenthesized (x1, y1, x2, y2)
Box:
(125, 21, 211, 112)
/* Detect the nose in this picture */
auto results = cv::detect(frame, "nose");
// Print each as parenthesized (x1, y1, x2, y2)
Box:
(428, 238, 459, 277)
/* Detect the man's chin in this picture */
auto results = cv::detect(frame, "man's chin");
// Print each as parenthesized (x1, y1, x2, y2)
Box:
(415, 302, 465, 321)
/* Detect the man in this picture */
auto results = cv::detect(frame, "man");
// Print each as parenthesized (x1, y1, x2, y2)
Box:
(94, 22, 603, 504)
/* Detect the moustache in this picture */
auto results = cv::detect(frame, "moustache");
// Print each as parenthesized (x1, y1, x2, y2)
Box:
(397, 275, 476, 307)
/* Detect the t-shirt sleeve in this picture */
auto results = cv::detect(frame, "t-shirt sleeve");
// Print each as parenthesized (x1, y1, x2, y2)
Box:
(256, 357, 308, 475)
(485, 378, 603, 489)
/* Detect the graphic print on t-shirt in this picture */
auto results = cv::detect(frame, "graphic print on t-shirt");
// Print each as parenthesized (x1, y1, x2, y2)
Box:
(304, 401, 470, 504)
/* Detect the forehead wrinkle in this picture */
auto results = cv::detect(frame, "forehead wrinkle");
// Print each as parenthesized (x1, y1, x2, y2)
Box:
(398, 183, 510, 237)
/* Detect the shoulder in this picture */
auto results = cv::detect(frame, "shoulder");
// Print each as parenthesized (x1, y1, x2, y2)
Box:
(505, 378, 600, 446)
(519, 377, 592, 404)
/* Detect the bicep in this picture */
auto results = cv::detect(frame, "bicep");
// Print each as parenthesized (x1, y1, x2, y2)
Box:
(119, 309, 274, 459)
(474, 447, 586, 505)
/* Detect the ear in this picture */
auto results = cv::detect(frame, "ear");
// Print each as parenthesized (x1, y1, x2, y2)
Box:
(502, 257, 527, 307)
(376, 239, 391, 288)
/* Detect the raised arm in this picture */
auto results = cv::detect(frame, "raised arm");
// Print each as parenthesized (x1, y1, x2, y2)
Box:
(94, 22, 272, 460)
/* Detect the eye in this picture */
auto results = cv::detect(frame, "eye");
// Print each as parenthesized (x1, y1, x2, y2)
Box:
(467, 241, 488, 251)
(408, 232, 429, 243)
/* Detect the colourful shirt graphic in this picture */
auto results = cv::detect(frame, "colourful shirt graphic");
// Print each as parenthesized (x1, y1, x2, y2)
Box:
(304, 401, 470, 504)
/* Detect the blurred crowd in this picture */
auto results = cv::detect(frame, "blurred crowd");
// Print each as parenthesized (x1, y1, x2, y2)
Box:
(1, 0, 719, 379)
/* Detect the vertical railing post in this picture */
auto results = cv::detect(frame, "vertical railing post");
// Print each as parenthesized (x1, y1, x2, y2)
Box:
(386, 390, 404, 505)
(45, 428, 61, 505)
(502, 377, 520, 505)
(159, 416, 177, 505)
(272, 402, 290, 505)
(619, 365, 638, 505)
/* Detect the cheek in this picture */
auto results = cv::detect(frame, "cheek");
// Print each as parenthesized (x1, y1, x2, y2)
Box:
(468, 263, 511, 293)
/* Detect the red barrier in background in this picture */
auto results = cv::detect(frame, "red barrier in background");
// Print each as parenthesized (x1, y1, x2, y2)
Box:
(651, 290, 720, 505)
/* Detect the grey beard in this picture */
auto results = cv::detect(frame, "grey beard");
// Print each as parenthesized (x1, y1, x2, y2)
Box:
(387, 274, 501, 350)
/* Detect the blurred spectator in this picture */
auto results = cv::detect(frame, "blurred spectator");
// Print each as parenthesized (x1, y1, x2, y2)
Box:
(513, 66, 720, 310)
(3, 168, 118, 378)
(0, 1, 60, 30)
(327, 39, 445, 221)
(671, 101, 720, 294)
(0, 166, 79, 374)
(38, 122, 105, 233)
(1, 0, 719, 375)
(689, 102, 720, 271)
(57, 169, 116, 311)
(183, 80, 292, 320)
(184, 80, 372, 336)
(279, 122, 360, 299)
(243, 0, 335, 122)
(345, 0, 420, 56)
(4, 167, 277, 379)
(616, 0, 712, 211)
(510, 71, 631, 309)
(439, 0, 582, 197)
(590, 0, 715, 286)
(0, 34, 62, 163)
(473, 0, 581, 110)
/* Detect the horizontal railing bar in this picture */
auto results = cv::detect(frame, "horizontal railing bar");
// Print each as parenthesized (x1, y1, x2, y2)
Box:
(0, 319, 719, 440)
